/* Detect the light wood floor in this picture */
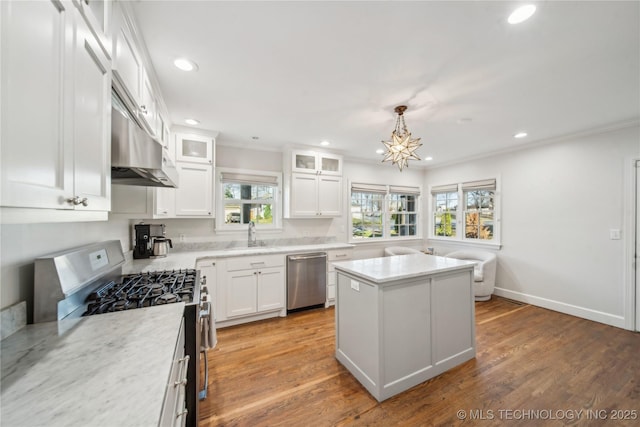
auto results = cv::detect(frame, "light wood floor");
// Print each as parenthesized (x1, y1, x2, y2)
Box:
(199, 297, 640, 426)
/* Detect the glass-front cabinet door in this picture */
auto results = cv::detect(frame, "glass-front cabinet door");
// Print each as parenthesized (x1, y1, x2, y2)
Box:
(292, 150, 317, 174)
(176, 133, 213, 164)
(319, 152, 342, 175)
(291, 150, 342, 175)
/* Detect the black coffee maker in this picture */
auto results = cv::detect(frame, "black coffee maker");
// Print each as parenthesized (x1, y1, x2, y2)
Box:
(133, 223, 166, 259)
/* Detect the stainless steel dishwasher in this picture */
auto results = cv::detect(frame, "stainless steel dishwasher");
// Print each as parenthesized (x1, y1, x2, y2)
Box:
(287, 253, 327, 311)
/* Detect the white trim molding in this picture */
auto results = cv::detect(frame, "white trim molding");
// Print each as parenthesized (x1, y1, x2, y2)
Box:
(494, 287, 626, 329)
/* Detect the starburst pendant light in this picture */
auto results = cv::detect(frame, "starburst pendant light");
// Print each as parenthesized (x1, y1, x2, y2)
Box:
(381, 105, 422, 171)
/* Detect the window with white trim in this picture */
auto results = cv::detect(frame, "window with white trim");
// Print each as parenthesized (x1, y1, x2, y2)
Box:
(216, 169, 281, 230)
(350, 183, 421, 241)
(430, 179, 498, 244)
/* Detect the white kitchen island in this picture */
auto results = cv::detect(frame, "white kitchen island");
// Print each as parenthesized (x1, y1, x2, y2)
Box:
(333, 253, 476, 402)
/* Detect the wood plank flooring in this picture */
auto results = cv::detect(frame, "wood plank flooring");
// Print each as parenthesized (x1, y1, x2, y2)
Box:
(199, 298, 640, 426)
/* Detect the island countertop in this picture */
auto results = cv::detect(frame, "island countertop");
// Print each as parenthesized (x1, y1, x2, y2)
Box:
(333, 253, 475, 284)
(1, 303, 185, 427)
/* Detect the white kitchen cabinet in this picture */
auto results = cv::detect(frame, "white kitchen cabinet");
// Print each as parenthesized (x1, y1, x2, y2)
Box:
(1, 0, 111, 220)
(110, 184, 175, 218)
(326, 248, 353, 306)
(176, 133, 214, 164)
(159, 317, 187, 427)
(289, 173, 342, 217)
(139, 68, 158, 136)
(223, 255, 285, 320)
(112, 5, 141, 110)
(284, 149, 343, 219)
(75, 0, 112, 59)
(71, 7, 112, 212)
(291, 150, 342, 176)
(174, 163, 213, 217)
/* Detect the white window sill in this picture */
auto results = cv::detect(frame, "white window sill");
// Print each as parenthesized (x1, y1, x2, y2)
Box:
(349, 235, 423, 245)
(427, 237, 502, 250)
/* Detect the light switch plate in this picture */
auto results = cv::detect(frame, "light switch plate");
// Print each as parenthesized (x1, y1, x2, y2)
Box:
(350, 279, 360, 291)
(610, 229, 621, 240)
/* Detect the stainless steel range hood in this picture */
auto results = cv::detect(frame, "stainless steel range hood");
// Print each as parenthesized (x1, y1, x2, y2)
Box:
(111, 91, 178, 188)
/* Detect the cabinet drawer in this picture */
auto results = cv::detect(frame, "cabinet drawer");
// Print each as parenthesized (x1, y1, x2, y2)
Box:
(328, 250, 352, 262)
(226, 254, 284, 272)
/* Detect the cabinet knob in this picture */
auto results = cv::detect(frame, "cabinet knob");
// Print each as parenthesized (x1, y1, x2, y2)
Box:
(66, 196, 88, 206)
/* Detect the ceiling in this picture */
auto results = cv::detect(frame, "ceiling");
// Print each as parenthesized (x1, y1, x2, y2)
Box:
(131, 1, 640, 168)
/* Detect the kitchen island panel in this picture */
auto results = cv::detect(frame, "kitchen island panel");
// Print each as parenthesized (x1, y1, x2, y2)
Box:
(382, 279, 431, 384)
(432, 271, 475, 366)
(336, 276, 379, 389)
(334, 254, 475, 402)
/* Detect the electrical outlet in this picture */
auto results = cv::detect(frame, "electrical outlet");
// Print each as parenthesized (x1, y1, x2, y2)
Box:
(179, 234, 186, 242)
(609, 229, 621, 240)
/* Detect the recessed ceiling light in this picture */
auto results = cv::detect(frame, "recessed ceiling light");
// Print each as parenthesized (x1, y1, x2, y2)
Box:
(174, 58, 198, 72)
(508, 4, 536, 24)
(457, 117, 472, 124)
(376, 149, 385, 155)
(184, 118, 200, 125)
(514, 132, 528, 139)
(424, 156, 433, 161)
(251, 136, 260, 140)
(320, 140, 330, 146)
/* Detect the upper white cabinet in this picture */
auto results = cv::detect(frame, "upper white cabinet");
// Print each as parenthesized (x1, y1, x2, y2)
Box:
(174, 163, 213, 217)
(292, 150, 342, 176)
(70, 6, 112, 212)
(75, 0, 112, 58)
(111, 132, 215, 219)
(1, 0, 111, 221)
(289, 174, 342, 217)
(284, 149, 343, 218)
(174, 133, 215, 218)
(112, 7, 141, 109)
(176, 133, 214, 164)
(139, 69, 158, 135)
(112, 2, 160, 138)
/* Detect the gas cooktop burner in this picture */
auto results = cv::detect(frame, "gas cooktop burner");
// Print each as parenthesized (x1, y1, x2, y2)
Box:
(83, 269, 197, 316)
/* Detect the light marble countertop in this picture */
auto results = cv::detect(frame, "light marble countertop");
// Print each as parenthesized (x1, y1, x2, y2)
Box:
(124, 242, 355, 273)
(1, 303, 185, 427)
(333, 253, 475, 284)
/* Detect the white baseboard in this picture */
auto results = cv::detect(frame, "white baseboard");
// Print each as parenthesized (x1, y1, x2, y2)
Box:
(493, 287, 628, 330)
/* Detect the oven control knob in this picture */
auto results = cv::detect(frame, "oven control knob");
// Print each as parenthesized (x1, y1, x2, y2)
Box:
(202, 295, 208, 302)
(201, 285, 208, 294)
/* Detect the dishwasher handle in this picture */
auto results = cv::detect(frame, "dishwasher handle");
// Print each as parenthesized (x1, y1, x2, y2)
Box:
(287, 253, 327, 261)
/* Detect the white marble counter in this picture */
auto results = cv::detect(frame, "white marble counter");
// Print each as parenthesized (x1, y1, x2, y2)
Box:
(1, 303, 185, 427)
(333, 253, 475, 284)
(124, 242, 355, 273)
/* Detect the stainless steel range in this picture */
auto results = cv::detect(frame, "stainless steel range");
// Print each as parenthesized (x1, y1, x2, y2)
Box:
(33, 240, 211, 427)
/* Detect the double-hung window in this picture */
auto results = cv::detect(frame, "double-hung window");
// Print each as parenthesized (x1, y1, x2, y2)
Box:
(350, 183, 421, 241)
(216, 169, 281, 230)
(430, 178, 499, 246)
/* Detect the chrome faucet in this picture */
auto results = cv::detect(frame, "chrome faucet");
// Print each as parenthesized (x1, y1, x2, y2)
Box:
(248, 221, 256, 247)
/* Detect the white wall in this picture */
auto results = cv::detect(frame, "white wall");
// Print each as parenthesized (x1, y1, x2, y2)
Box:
(425, 124, 640, 328)
(0, 218, 131, 319)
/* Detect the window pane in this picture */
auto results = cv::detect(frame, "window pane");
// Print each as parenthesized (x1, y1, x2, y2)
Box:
(465, 190, 494, 209)
(224, 204, 241, 223)
(352, 191, 384, 239)
(465, 211, 493, 240)
(222, 177, 277, 228)
(223, 183, 241, 199)
(246, 203, 273, 225)
(434, 211, 456, 237)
